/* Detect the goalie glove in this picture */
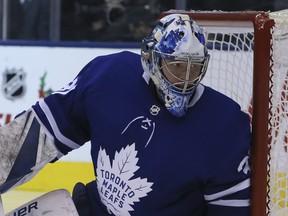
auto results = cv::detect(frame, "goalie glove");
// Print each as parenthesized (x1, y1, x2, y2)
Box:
(0, 109, 60, 194)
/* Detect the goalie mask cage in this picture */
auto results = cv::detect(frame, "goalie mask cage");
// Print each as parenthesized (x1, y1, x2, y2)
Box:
(160, 10, 288, 216)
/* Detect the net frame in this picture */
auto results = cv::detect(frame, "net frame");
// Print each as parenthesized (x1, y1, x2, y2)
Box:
(159, 10, 278, 216)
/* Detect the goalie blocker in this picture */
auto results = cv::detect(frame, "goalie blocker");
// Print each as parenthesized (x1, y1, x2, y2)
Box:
(0, 109, 60, 193)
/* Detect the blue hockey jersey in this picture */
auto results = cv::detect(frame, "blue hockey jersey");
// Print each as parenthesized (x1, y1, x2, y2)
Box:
(33, 51, 251, 216)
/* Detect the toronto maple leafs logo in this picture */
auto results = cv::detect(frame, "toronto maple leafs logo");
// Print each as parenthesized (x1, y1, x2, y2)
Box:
(97, 144, 153, 216)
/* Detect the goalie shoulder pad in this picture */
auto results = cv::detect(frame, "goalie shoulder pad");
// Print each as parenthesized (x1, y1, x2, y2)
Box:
(0, 109, 60, 193)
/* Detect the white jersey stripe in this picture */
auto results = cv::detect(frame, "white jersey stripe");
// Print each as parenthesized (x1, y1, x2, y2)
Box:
(204, 178, 250, 201)
(39, 99, 81, 150)
(208, 199, 250, 207)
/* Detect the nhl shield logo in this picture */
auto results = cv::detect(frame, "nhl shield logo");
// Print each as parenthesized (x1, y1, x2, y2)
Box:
(1, 68, 26, 100)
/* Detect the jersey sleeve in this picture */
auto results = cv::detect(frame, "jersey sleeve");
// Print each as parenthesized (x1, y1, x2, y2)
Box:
(32, 59, 96, 156)
(32, 51, 139, 158)
(204, 110, 252, 216)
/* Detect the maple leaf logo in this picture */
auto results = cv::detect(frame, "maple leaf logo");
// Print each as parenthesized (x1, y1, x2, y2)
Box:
(96, 143, 153, 216)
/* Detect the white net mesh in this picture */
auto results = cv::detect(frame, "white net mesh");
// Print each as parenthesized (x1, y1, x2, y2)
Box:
(200, 23, 254, 117)
(267, 9, 288, 216)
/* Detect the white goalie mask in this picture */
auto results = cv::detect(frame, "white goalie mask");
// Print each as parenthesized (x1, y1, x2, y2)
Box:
(141, 14, 210, 117)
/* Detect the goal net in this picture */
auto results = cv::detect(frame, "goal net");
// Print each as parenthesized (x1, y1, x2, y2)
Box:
(160, 9, 288, 216)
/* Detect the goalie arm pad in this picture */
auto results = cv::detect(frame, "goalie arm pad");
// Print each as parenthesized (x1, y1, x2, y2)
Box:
(0, 109, 61, 194)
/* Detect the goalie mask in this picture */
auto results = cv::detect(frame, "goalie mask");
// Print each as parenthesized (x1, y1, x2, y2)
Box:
(141, 14, 210, 117)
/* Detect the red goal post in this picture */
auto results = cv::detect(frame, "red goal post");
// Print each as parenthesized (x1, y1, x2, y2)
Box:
(159, 10, 288, 216)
